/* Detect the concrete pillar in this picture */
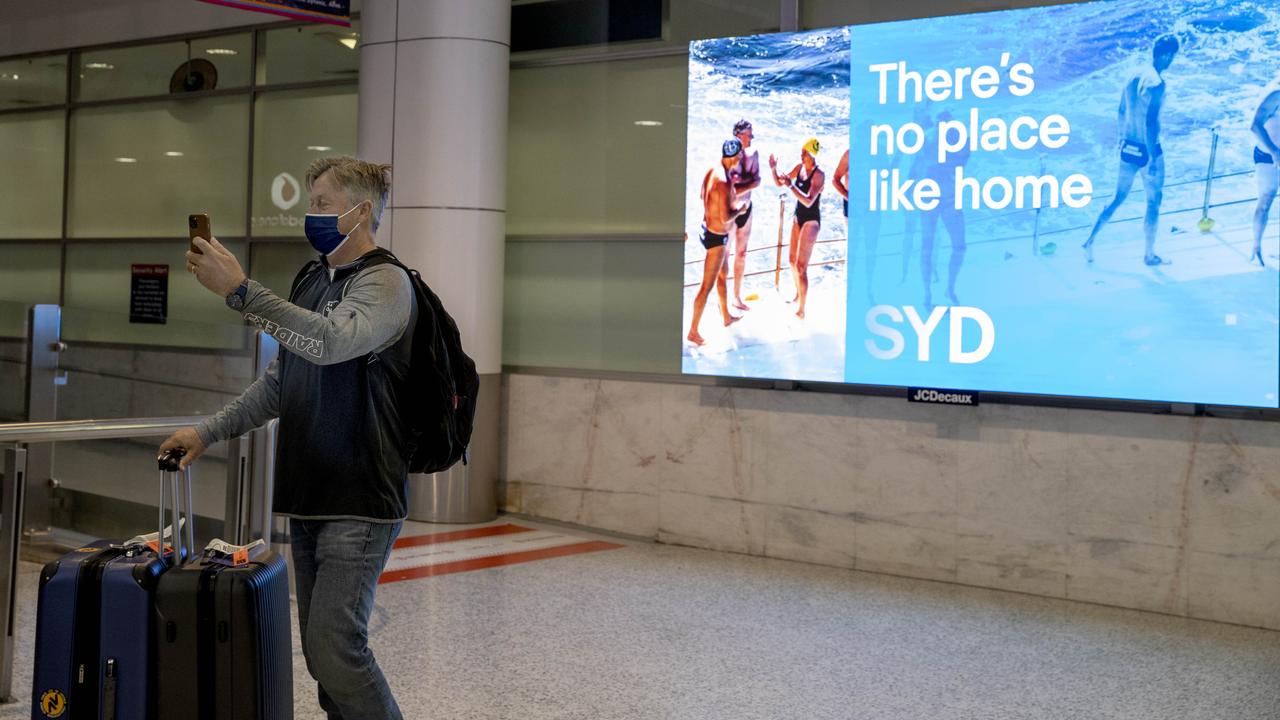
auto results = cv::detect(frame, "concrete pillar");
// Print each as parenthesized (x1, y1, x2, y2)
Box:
(358, 0, 509, 522)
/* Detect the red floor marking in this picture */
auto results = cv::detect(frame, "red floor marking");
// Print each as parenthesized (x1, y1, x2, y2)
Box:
(393, 523, 534, 549)
(379, 540, 623, 584)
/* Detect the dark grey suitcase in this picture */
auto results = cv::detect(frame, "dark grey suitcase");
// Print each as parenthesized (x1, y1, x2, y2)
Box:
(152, 451, 293, 720)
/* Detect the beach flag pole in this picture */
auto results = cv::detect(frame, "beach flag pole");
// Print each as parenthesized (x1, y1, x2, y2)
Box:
(1032, 155, 1045, 255)
(1198, 128, 1219, 234)
(775, 193, 785, 288)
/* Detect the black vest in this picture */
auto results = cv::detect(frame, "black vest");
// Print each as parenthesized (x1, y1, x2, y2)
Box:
(275, 253, 416, 521)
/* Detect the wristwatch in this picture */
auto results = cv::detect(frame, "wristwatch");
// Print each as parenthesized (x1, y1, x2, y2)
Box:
(225, 279, 250, 311)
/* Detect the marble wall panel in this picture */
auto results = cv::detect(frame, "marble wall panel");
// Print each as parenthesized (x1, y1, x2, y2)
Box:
(1187, 418, 1280, 560)
(578, 380, 666, 496)
(760, 505, 858, 570)
(656, 385, 770, 504)
(954, 516, 1071, 596)
(952, 404, 1073, 597)
(1063, 410, 1194, 549)
(505, 376, 667, 499)
(842, 397, 961, 534)
(853, 520, 960, 583)
(504, 375, 600, 489)
(955, 404, 1071, 537)
(1186, 551, 1280, 631)
(751, 389, 865, 514)
(502, 373, 1280, 629)
(515, 481, 587, 525)
(656, 491, 767, 556)
(1065, 537, 1184, 616)
(579, 487, 660, 539)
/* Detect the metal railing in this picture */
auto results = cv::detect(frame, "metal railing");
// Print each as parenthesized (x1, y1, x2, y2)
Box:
(0, 416, 206, 444)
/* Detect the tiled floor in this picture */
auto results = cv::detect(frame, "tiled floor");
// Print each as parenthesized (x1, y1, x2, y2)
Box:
(6, 515, 1280, 719)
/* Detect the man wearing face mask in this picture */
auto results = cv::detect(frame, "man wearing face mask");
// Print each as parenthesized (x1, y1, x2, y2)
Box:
(159, 156, 412, 720)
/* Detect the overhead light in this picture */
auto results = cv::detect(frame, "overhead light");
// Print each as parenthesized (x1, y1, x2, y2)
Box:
(164, 151, 185, 157)
(114, 157, 138, 163)
(85, 62, 115, 70)
(205, 48, 238, 56)
(307, 145, 331, 151)
(339, 37, 358, 50)
(634, 120, 663, 127)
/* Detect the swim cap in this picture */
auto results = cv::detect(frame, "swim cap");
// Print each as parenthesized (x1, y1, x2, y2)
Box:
(1153, 34, 1179, 57)
(802, 137, 820, 156)
(722, 139, 743, 158)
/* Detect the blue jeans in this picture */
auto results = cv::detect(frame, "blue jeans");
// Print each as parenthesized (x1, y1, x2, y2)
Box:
(290, 519, 404, 720)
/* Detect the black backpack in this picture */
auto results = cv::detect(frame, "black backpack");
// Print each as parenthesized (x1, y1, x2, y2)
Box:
(289, 249, 479, 473)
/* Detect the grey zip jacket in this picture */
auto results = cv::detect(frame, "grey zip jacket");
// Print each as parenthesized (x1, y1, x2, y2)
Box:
(197, 249, 415, 522)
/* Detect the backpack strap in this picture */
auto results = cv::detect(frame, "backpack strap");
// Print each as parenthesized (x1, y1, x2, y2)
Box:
(350, 250, 420, 303)
(352, 248, 401, 274)
(288, 259, 323, 302)
(346, 250, 424, 367)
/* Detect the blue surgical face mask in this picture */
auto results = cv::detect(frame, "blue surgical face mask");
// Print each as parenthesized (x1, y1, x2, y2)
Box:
(304, 204, 362, 256)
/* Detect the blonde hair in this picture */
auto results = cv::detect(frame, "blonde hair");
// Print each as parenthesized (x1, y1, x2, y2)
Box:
(304, 156, 392, 231)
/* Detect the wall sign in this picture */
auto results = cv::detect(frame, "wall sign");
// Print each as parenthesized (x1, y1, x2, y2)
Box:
(196, 0, 351, 27)
(130, 264, 169, 324)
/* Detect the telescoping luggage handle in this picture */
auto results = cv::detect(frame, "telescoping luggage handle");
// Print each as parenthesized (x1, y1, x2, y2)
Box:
(157, 449, 195, 567)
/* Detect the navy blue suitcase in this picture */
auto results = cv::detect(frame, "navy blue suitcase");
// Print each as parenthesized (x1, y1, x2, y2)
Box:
(32, 541, 166, 720)
(31, 453, 194, 720)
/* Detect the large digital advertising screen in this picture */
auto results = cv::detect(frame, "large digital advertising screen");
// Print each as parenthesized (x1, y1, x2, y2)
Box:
(682, 0, 1280, 408)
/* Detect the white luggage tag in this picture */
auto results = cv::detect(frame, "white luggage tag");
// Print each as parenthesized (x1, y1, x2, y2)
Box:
(123, 517, 186, 556)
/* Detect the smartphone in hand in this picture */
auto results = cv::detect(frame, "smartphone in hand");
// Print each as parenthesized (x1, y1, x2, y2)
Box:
(188, 213, 211, 254)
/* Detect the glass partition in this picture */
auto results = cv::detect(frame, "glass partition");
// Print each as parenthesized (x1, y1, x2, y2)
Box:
(249, 241, 317, 294)
(47, 303, 259, 541)
(0, 244, 61, 331)
(0, 300, 29, 422)
(48, 430, 233, 541)
(255, 22, 360, 86)
(49, 440, 229, 544)
(55, 319, 255, 420)
(251, 86, 358, 236)
(67, 96, 250, 238)
(506, 55, 687, 236)
(0, 53, 67, 110)
(667, 0, 780, 43)
(511, 0, 779, 62)
(61, 240, 250, 348)
(76, 33, 253, 102)
(503, 239, 681, 372)
(0, 24, 357, 544)
(0, 110, 66, 238)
